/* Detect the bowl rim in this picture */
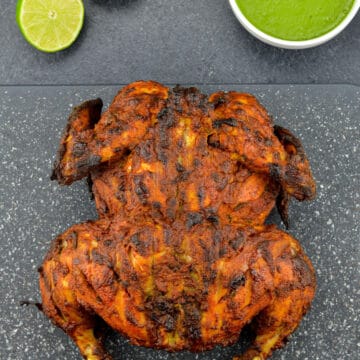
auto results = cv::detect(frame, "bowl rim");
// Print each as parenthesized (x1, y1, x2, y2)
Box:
(229, 0, 360, 49)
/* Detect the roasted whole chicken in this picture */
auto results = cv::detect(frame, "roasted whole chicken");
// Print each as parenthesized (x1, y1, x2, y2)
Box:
(39, 81, 316, 360)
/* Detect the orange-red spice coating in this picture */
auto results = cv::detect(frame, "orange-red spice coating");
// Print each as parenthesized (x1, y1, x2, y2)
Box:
(41, 81, 316, 360)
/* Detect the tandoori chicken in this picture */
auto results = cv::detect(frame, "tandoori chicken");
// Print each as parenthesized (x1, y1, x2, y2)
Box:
(39, 81, 316, 360)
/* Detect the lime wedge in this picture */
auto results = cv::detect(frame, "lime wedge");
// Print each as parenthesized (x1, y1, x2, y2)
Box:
(16, 0, 85, 53)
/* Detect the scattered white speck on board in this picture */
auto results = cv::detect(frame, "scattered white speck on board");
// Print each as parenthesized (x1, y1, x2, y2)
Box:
(0, 85, 358, 360)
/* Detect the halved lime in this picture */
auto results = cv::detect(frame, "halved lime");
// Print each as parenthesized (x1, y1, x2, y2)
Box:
(16, 0, 85, 53)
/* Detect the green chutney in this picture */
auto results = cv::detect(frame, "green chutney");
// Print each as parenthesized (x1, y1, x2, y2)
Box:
(235, 0, 355, 41)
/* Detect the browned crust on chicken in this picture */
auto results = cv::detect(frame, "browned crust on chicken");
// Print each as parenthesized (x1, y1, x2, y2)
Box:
(51, 98, 103, 184)
(40, 81, 316, 360)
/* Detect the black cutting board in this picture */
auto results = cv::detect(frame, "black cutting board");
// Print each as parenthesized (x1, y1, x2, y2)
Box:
(0, 84, 358, 360)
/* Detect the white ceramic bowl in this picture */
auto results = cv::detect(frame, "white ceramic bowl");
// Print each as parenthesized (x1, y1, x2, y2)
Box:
(229, 0, 360, 49)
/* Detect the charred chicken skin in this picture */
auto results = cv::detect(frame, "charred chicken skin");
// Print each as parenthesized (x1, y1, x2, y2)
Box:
(40, 81, 316, 360)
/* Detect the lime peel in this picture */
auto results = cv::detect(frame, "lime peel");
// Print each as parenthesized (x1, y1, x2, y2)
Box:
(16, 0, 85, 53)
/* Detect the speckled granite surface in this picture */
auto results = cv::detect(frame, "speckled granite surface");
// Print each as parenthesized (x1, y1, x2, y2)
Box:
(0, 85, 359, 360)
(1, 0, 360, 85)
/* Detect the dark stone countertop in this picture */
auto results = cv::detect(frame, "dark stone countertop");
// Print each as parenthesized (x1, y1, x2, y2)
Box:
(0, 0, 360, 86)
(0, 0, 359, 359)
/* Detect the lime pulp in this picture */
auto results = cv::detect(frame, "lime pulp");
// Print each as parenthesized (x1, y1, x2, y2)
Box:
(16, 0, 85, 53)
